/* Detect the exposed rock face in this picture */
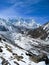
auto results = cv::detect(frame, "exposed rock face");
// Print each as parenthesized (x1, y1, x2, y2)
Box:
(2, 59, 10, 65)
(0, 47, 3, 52)
(14, 61, 19, 65)
(26, 52, 49, 64)
(27, 26, 48, 40)
(13, 53, 23, 61)
(0, 25, 9, 31)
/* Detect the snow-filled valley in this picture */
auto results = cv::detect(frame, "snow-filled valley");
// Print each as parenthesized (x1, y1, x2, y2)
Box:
(0, 18, 49, 65)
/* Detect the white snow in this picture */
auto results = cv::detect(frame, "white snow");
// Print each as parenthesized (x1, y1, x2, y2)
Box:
(37, 61, 46, 65)
(13, 19, 40, 29)
(0, 37, 46, 65)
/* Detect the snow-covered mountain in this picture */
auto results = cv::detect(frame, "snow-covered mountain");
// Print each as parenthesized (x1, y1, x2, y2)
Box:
(0, 18, 49, 41)
(0, 18, 49, 65)
(0, 18, 40, 35)
(13, 19, 40, 29)
(0, 18, 39, 27)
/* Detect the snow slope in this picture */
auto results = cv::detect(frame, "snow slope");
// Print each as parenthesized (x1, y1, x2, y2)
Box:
(0, 35, 46, 65)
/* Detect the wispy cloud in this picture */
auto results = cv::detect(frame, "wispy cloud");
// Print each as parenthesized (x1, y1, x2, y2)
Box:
(0, 0, 49, 22)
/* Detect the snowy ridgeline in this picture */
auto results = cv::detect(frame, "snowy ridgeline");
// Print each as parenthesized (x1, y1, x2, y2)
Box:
(0, 18, 40, 29)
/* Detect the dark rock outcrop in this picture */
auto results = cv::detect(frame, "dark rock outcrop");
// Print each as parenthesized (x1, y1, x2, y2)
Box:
(26, 52, 49, 64)
(27, 26, 48, 40)
(0, 47, 3, 52)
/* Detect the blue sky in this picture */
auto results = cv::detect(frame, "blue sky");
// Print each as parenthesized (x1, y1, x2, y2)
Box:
(0, 0, 49, 24)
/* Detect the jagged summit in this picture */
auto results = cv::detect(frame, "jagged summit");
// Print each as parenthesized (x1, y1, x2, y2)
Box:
(13, 19, 40, 29)
(0, 18, 40, 30)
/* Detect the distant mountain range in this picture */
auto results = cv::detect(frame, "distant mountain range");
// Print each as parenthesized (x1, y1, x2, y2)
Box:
(0, 18, 49, 41)
(0, 18, 40, 30)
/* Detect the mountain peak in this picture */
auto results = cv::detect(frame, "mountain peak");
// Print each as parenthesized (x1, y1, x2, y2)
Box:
(13, 18, 40, 29)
